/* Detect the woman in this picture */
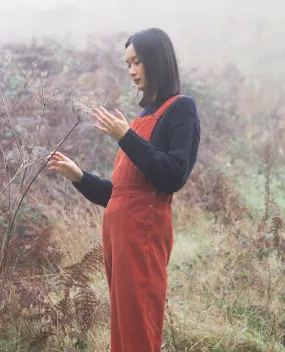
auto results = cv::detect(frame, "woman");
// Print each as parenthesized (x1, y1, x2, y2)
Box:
(48, 28, 200, 352)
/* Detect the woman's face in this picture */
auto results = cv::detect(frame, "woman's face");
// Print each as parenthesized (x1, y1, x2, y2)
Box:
(125, 43, 146, 91)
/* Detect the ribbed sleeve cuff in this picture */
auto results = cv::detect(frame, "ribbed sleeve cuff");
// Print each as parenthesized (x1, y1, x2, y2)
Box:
(118, 128, 136, 150)
(72, 170, 86, 189)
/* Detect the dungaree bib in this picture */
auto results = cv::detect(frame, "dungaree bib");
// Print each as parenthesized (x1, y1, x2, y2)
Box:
(102, 95, 181, 352)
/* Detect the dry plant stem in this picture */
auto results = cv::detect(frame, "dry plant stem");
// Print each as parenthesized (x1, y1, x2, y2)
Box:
(168, 309, 178, 352)
(29, 144, 61, 167)
(33, 79, 46, 148)
(0, 145, 12, 222)
(0, 118, 81, 274)
(266, 260, 272, 306)
(2, 137, 71, 193)
(0, 79, 30, 133)
(0, 81, 30, 218)
(0, 163, 23, 195)
(12, 166, 28, 211)
(28, 117, 100, 168)
(25, 102, 47, 183)
(188, 338, 205, 352)
(0, 86, 25, 162)
(263, 144, 273, 226)
(33, 104, 46, 148)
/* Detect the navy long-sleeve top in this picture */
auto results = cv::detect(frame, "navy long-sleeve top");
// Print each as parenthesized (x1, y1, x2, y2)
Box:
(73, 95, 200, 208)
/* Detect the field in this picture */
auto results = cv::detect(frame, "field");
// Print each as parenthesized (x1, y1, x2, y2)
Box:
(0, 33, 285, 351)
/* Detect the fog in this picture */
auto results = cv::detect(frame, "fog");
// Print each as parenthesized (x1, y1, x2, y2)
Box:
(0, 0, 285, 79)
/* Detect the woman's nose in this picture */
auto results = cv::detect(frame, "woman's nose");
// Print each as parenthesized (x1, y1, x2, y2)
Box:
(129, 65, 137, 76)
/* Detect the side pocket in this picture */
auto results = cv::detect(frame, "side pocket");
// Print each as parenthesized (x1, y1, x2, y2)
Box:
(128, 194, 154, 226)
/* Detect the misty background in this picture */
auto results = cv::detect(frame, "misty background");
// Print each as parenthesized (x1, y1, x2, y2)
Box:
(0, 0, 285, 81)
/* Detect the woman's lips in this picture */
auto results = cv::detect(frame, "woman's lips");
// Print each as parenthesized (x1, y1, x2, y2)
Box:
(134, 79, 140, 85)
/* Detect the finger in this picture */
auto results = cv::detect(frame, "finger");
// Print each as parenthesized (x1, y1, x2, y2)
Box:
(48, 166, 60, 172)
(93, 112, 112, 129)
(53, 151, 70, 161)
(93, 123, 108, 132)
(48, 160, 68, 167)
(95, 107, 115, 124)
(48, 152, 62, 160)
(99, 107, 116, 120)
(48, 155, 61, 161)
(114, 108, 125, 120)
(93, 124, 109, 134)
(56, 160, 69, 166)
(47, 160, 59, 166)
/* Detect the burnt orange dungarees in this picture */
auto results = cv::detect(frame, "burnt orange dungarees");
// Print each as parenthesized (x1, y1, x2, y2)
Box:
(102, 95, 181, 352)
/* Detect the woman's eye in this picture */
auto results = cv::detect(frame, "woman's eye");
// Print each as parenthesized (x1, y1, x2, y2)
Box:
(127, 61, 140, 69)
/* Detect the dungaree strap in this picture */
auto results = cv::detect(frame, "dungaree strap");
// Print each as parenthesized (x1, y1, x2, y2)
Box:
(153, 94, 183, 119)
(152, 95, 183, 202)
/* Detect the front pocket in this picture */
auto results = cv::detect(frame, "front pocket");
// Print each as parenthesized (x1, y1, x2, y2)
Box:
(128, 194, 154, 225)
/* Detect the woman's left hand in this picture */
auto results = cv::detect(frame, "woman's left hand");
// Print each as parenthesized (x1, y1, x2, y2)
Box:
(93, 107, 130, 141)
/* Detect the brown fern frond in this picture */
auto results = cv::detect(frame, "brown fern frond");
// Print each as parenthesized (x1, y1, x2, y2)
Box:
(269, 197, 281, 217)
(217, 173, 239, 203)
(6, 225, 64, 276)
(58, 244, 104, 295)
(0, 279, 18, 326)
(269, 216, 283, 237)
(15, 277, 47, 309)
(74, 287, 100, 337)
(80, 245, 104, 274)
(214, 172, 245, 225)
(255, 215, 285, 261)
(25, 226, 64, 271)
(55, 296, 74, 326)
(28, 298, 72, 333)
(58, 262, 91, 293)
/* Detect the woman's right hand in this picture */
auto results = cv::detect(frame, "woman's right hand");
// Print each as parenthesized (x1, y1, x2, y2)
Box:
(47, 151, 83, 183)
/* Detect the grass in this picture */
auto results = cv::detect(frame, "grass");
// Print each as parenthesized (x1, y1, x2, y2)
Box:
(163, 212, 285, 351)
(1, 166, 285, 351)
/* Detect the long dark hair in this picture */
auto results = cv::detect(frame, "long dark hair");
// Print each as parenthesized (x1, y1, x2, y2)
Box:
(125, 28, 180, 108)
